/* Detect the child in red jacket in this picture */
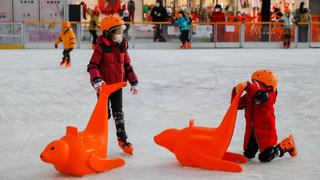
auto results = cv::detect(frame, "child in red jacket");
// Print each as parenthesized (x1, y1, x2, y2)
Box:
(232, 70, 297, 162)
(87, 16, 138, 155)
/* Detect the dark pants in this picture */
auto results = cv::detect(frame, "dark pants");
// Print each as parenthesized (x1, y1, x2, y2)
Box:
(298, 24, 309, 42)
(284, 28, 291, 47)
(244, 133, 282, 162)
(97, 88, 127, 141)
(62, 48, 73, 60)
(180, 30, 190, 44)
(89, 30, 98, 45)
(129, 11, 135, 22)
(154, 24, 166, 42)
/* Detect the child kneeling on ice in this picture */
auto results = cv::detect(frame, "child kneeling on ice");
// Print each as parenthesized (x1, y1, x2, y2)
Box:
(55, 21, 76, 68)
(87, 16, 138, 155)
(173, 10, 191, 49)
(232, 70, 297, 162)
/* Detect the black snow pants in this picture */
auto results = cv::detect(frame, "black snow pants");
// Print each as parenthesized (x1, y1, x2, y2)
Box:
(244, 133, 283, 162)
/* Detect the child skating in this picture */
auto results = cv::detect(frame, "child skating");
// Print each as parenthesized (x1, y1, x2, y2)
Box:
(232, 70, 297, 162)
(89, 6, 100, 49)
(55, 21, 76, 68)
(281, 9, 294, 48)
(173, 10, 191, 49)
(87, 16, 138, 155)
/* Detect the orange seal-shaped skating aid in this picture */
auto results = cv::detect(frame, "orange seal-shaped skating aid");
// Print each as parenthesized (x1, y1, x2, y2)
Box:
(40, 82, 126, 176)
(154, 86, 247, 172)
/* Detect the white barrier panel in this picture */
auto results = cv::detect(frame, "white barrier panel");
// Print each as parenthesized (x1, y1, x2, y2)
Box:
(1, 21, 319, 49)
(0, 0, 13, 21)
(13, 0, 39, 21)
(0, 22, 23, 48)
(40, 0, 65, 21)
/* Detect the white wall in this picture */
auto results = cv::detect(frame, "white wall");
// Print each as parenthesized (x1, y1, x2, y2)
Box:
(135, 0, 143, 21)
(0, 0, 13, 21)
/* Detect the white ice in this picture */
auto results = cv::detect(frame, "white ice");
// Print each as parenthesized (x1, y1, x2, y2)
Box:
(0, 49, 319, 180)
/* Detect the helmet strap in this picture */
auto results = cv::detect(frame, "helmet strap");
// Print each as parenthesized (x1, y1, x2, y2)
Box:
(103, 30, 109, 38)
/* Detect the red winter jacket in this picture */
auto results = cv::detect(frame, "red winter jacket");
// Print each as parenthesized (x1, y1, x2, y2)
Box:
(210, 11, 226, 22)
(87, 36, 138, 85)
(232, 81, 278, 152)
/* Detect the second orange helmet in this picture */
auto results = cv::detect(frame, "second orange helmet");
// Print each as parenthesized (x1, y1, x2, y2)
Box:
(251, 69, 278, 91)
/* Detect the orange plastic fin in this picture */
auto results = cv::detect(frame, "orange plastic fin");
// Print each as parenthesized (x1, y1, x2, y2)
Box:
(189, 150, 243, 172)
(222, 152, 248, 164)
(215, 86, 245, 150)
(88, 154, 125, 172)
(189, 119, 195, 127)
(85, 82, 126, 133)
(66, 126, 79, 136)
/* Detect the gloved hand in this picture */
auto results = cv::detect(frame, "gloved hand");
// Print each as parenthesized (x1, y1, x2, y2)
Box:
(130, 85, 138, 95)
(236, 82, 247, 93)
(54, 44, 58, 48)
(93, 78, 104, 92)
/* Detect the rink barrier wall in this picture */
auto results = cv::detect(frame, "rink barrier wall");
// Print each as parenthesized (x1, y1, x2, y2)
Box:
(0, 21, 319, 49)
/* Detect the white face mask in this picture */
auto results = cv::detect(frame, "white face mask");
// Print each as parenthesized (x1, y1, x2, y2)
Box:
(215, 8, 220, 12)
(156, 3, 160, 7)
(112, 34, 123, 43)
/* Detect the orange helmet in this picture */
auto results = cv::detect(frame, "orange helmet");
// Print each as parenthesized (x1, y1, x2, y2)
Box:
(284, 8, 291, 14)
(62, 21, 71, 28)
(100, 16, 126, 34)
(251, 69, 278, 91)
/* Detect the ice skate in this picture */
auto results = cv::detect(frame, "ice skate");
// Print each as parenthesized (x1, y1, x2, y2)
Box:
(279, 135, 297, 157)
(180, 43, 186, 49)
(60, 58, 67, 66)
(65, 59, 71, 68)
(187, 42, 191, 48)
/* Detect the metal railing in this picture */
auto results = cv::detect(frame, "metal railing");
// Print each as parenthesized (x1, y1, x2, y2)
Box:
(0, 22, 24, 48)
(1, 21, 319, 49)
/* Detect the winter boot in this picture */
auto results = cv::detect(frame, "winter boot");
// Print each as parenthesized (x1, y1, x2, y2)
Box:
(65, 59, 71, 68)
(60, 58, 67, 66)
(287, 41, 291, 49)
(180, 43, 186, 49)
(187, 42, 192, 48)
(117, 131, 134, 155)
(283, 42, 287, 49)
(278, 135, 297, 157)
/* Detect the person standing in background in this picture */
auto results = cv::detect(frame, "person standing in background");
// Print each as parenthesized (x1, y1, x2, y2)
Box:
(210, 4, 226, 42)
(128, 0, 136, 22)
(294, 2, 312, 42)
(123, 11, 131, 40)
(151, 0, 168, 42)
(89, 6, 100, 49)
(281, 9, 294, 48)
(80, 1, 87, 20)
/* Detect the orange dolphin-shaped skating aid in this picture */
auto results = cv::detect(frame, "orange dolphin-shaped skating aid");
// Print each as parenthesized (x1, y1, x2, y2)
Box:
(40, 82, 126, 176)
(154, 86, 247, 173)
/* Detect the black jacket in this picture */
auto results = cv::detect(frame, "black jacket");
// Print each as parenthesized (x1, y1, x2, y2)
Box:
(151, 6, 168, 22)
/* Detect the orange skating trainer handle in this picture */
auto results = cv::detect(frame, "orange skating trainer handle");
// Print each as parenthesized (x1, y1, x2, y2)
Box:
(40, 82, 126, 176)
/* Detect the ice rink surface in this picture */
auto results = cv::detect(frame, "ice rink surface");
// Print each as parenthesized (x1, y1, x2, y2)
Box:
(0, 48, 319, 179)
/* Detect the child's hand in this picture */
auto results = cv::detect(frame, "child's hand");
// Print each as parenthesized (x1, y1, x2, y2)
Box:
(130, 85, 138, 95)
(236, 82, 247, 93)
(93, 78, 104, 92)
(54, 44, 58, 48)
